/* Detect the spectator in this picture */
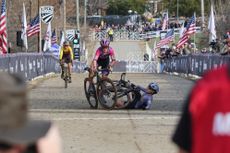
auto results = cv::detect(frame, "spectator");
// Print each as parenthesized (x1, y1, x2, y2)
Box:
(221, 34, 230, 55)
(183, 43, 191, 55)
(171, 44, 180, 57)
(0, 72, 62, 153)
(156, 48, 165, 73)
(172, 64, 230, 153)
(201, 48, 208, 54)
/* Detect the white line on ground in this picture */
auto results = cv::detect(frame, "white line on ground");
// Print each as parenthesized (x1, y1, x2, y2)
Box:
(31, 116, 179, 121)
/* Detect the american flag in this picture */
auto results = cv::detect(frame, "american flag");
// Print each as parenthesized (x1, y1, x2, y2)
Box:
(0, 0, 7, 54)
(185, 15, 196, 35)
(156, 29, 174, 48)
(176, 15, 196, 48)
(161, 12, 168, 31)
(27, 15, 40, 37)
(51, 30, 57, 44)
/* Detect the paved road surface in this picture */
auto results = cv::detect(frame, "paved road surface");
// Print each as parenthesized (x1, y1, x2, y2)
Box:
(29, 73, 194, 153)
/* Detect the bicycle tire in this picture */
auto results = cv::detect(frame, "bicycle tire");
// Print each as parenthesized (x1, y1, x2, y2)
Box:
(116, 90, 133, 109)
(65, 78, 68, 88)
(97, 77, 117, 109)
(64, 68, 68, 88)
(125, 90, 142, 109)
(84, 78, 98, 109)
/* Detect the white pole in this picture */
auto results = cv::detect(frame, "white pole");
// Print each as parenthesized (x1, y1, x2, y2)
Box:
(63, 0, 66, 38)
(39, 6, 42, 53)
(194, 12, 196, 53)
(201, 0, 205, 29)
(84, 0, 88, 29)
(177, 0, 179, 21)
(76, 0, 80, 31)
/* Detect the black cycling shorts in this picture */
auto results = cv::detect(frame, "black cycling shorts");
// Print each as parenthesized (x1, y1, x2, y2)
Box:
(62, 54, 72, 64)
(97, 57, 110, 69)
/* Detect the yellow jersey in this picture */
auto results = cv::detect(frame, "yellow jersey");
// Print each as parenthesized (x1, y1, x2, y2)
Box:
(59, 46, 74, 60)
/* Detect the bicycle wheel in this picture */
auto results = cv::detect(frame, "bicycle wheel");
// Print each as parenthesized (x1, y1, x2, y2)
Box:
(65, 78, 68, 88)
(84, 78, 98, 109)
(116, 89, 133, 109)
(64, 67, 68, 88)
(97, 77, 117, 109)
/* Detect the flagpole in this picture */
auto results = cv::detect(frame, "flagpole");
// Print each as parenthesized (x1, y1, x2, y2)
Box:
(63, 0, 66, 37)
(5, 0, 8, 54)
(39, 0, 41, 53)
(167, 9, 168, 30)
(194, 12, 196, 53)
(22, 3, 28, 52)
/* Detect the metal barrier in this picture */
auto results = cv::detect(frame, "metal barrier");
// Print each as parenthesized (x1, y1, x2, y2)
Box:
(113, 61, 157, 73)
(92, 27, 201, 41)
(0, 53, 87, 80)
(163, 54, 230, 76)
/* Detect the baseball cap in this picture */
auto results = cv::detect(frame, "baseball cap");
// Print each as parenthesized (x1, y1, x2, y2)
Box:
(0, 72, 51, 145)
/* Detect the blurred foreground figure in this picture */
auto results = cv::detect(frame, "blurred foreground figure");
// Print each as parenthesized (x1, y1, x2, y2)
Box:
(0, 72, 62, 153)
(172, 64, 230, 153)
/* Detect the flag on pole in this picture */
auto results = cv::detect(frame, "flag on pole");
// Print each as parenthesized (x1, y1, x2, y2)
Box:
(51, 29, 57, 44)
(0, 0, 7, 54)
(43, 22, 52, 52)
(58, 31, 65, 58)
(21, 3, 28, 50)
(161, 11, 168, 31)
(176, 14, 196, 48)
(60, 31, 65, 47)
(27, 15, 40, 37)
(156, 29, 174, 48)
(179, 21, 185, 38)
(152, 40, 157, 59)
(185, 14, 196, 35)
(208, 4, 216, 42)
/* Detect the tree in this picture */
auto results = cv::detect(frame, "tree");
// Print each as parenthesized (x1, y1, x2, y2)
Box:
(106, 0, 147, 15)
(162, 0, 211, 17)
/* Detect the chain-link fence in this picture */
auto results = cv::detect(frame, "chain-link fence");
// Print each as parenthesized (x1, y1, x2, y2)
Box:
(0, 53, 87, 80)
(163, 54, 230, 76)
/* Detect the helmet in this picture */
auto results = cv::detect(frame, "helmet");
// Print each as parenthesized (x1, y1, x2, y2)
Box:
(63, 41, 70, 46)
(100, 39, 110, 47)
(148, 82, 159, 93)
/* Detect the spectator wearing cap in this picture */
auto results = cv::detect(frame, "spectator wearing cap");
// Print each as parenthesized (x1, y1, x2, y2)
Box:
(0, 72, 62, 153)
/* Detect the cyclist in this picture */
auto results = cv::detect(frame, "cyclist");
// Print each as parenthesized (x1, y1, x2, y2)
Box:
(91, 39, 116, 76)
(59, 41, 74, 82)
(116, 82, 160, 110)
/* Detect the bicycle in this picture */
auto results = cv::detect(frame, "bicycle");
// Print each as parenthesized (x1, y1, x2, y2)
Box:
(84, 67, 117, 109)
(63, 63, 70, 88)
(112, 73, 141, 109)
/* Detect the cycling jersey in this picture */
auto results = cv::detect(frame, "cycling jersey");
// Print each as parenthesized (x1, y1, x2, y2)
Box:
(135, 86, 153, 109)
(59, 46, 74, 61)
(126, 86, 154, 110)
(93, 47, 115, 61)
(172, 65, 230, 153)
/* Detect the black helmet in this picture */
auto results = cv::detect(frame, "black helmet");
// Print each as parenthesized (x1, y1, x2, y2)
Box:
(63, 41, 70, 46)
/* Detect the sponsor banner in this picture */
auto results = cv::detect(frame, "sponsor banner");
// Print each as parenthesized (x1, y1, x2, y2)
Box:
(40, 6, 54, 24)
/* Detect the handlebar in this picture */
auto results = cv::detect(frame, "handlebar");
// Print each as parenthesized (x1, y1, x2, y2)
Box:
(120, 73, 126, 81)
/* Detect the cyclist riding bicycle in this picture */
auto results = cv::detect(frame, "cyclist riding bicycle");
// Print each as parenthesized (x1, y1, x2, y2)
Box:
(116, 82, 160, 110)
(91, 39, 116, 76)
(59, 41, 74, 82)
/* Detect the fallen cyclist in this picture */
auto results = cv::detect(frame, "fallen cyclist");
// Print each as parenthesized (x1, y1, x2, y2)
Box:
(116, 82, 160, 110)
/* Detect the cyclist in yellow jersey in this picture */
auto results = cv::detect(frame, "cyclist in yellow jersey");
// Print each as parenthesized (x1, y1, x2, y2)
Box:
(59, 41, 74, 82)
